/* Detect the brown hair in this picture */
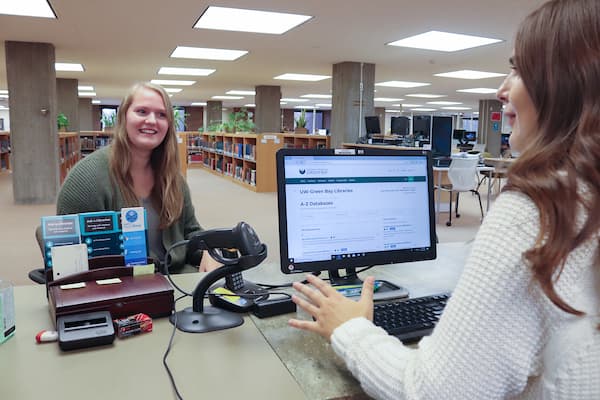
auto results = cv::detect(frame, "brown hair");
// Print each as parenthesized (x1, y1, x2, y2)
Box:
(504, 0, 600, 315)
(109, 82, 183, 228)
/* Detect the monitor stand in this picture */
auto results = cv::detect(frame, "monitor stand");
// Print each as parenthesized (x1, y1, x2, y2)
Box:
(328, 268, 409, 301)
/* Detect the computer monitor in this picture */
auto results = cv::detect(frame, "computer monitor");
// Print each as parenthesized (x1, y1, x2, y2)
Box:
(431, 117, 453, 158)
(391, 116, 410, 135)
(452, 129, 466, 141)
(276, 148, 437, 295)
(364, 116, 381, 137)
(464, 131, 476, 143)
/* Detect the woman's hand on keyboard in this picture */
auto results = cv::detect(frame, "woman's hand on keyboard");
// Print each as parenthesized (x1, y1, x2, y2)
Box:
(288, 274, 375, 340)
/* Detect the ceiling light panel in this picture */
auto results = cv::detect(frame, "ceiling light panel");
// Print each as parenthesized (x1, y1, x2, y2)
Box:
(406, 94, 446, 98)
(151, 79, 195, 86)
(212, 95, 244, 100)
(227, 90, 255, 95)
(388, 30, 502, 52)
(91, 100, 101, 104)
(301, 94, 332, 99)
(385, 109, 402, 113)
(456, 88, 499, 94)
(171, 46, 248, 61)
(78, 85, 94, 91)
(191, 102, 207, 106)
(0, 0, 56, 18)
(426, 101, 462, 105)
(374, 97, 404, 102)
(280, 98, 309, 102)
(375, 81, 430, 88)
(78, 92, 96, 97)
(194, 6, 312, 35)
(401, 104, 422, 107)
(411, 108, 437, 112)
(316, 103, 332, 107)
(244, 104, 256, 107)
(442, 106, 471, 110)
(164, 88, 183, 93)
(158, 67, 215, 76)
(0, 90, 8, 94)
(435, 70, 506, 79)
(274, 73, 330, 81)
(55, 63, 84, 72)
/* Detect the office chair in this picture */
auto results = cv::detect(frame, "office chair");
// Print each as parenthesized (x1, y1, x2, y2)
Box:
(436, 157, 484, 226)
(28, 226, 46, 284)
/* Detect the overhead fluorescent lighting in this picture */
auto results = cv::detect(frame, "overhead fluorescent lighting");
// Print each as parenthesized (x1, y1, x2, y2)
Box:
(151, 79, 195, 86)
(385, 109, 402, 113)
(279, 101, 287, 105)
(0, 90, 7, 94)
(274, 73, 330, 82)
(227, 90, 255, 95)
(295, 105, 316, 109)
(374, 97, 404, 102)
(280, 98, 309, 102)
(401, 104, 422, 107)
(316, 103, 332, 107)
(411, 108, 437, 112)
(300, 94, 331, 99)
(194, 6, 312, 35)
(55, 63, 84, 72)
(0, 94, 8, 99)
(426, 101, 462, 105)
(435, 70, 506, 79)
(78, 92, 96, 97)
(0, 0, 56, 18)
(191, 102, 207, 106)
(91, 100, 101, 104)
(171, 46, 248, 61)
(244, 104, 256, 107)
(164, 88, 182, 93)
(78, 85, 94, 91)
(406, 94, 446, 98)
(387, 30, 502, 52)
(158, 67, 215, 76)
(376, 81, 430, 88)
(442, 106, 472, 110)
(212, 95, 244, 100)
(457, 88, 498, 94)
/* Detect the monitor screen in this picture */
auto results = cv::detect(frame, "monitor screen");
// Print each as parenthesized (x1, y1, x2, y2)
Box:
(452, 129, 466, 141)
(391, 116, 410, 135)
(364, 116, 381, 136)
(464, 131, 476, 142)
(276, 148, 437, 279)
(431, 116, 452, 157)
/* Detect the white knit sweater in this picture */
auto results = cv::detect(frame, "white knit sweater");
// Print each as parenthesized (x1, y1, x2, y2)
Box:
(331, 191, 600, 399)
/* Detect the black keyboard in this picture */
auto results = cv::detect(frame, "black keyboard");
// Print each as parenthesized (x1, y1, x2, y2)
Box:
(373, 293, 450, 343)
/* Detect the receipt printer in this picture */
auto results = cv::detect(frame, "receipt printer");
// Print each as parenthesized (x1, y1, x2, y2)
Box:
(57, 311, 115, 351)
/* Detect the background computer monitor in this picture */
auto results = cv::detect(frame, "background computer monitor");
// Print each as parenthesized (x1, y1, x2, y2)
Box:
(464, 131, 476, 143)
(431, 116, 452, 157)
(364, 116, 381, 137)
(390, 116, 410, 135)
(452, 129, 466, 141)
(276, 148, 437, 288)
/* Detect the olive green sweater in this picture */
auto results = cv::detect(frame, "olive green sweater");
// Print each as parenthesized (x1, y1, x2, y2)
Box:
(56, 146, 202, 272)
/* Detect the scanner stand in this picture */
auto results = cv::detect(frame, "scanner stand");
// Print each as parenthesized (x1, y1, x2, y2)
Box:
(329, 267, 409, 302)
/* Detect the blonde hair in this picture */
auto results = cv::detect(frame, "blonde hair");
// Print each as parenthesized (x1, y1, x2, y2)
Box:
(109, 82, 183, 228)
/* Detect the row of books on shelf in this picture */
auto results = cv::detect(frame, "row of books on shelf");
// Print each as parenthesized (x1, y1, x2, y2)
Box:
(201, 141, 256, 160)
(0, 137, 9, 153)
(202, 157, 256, 186)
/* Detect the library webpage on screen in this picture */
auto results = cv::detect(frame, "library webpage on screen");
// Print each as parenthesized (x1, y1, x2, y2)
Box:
(276, 148, 436, 295)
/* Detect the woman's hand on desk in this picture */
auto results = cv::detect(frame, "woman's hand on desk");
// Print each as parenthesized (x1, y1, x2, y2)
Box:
(288, 274, 375, 340)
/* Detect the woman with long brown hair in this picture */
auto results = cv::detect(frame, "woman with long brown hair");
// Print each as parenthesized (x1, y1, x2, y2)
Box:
(289, 0, 600, 398)
(57, 82, 219, 272)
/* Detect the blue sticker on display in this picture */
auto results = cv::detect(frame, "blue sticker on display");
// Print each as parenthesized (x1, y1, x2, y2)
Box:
(492, 122, 499, 131)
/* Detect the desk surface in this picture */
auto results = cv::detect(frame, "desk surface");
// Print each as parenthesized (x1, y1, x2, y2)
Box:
(0, 243, 471, 400)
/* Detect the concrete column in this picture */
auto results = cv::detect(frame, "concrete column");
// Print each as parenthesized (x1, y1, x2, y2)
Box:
(255, 85, 281, 133)
(206, 101, 222, 130)
(5, 41, 59, 204)
(375, 107, 385, 134)
(331, 62, 375, 148)
(78, 98, 93, 131)
(56, 78, 79, 132)
(478, 99, 503, 156)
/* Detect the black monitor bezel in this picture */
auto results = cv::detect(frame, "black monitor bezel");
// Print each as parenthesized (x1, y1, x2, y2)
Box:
(276, 147, 437, 275)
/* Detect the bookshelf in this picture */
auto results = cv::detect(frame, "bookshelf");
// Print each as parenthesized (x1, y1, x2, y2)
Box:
(79, 130, 113, 157)
(0, 131, 9, 171)
(59, 132, 81, 183)
(193, 132, 330, 192)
